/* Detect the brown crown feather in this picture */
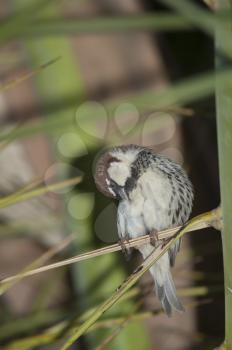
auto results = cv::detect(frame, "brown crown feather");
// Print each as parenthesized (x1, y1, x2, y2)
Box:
(94, 151, 120, 198)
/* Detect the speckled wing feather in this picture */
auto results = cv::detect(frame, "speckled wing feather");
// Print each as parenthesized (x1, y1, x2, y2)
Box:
(128, 150, 194, 315)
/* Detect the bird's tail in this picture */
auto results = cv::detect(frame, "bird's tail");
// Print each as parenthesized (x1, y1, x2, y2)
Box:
(139, 245, 184, 316)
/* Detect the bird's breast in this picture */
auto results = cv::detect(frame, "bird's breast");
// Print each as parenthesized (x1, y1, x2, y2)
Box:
(118, 171, 175, 239)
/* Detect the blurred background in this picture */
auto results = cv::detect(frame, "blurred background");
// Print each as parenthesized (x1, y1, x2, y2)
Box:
(0, 1, 224, 349)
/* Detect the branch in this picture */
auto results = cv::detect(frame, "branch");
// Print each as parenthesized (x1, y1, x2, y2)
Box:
(60, 207, 221, 350)
(0, 207, 221, 286)
(0, 175, 82, 209)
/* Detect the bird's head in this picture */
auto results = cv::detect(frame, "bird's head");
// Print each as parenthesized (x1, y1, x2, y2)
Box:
(94, 145, 142, 200)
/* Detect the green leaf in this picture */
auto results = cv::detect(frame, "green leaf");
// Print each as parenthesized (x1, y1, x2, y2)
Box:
(0, 176, 82, 209)
(215, 0, 232, 348)
(1, 68, 232, 144)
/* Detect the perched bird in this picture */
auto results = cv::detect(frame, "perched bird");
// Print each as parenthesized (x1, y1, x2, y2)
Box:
(94, 144, 194, 316)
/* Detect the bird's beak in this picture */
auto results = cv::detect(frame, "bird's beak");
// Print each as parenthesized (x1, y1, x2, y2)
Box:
(118, 187, 128, 200)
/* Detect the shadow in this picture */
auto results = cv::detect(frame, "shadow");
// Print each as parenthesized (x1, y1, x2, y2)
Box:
(182, 111, 224, 348)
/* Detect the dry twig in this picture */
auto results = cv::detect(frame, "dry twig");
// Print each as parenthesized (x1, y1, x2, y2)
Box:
(0, 212, 215, 285)
(60, 208, 221, 350)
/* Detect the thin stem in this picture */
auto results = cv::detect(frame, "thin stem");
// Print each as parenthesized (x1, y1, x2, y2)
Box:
(60, 209, 219, 350)
(0, 176, 82, 209)
(0, 210, 216, 285)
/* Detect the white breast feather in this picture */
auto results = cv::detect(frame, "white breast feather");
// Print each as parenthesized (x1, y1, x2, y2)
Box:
(117, 168, 173, 240)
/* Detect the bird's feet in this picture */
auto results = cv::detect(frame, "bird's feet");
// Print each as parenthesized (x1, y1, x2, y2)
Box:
(149, 229, 161, 248)
(118, 236, 131, 260)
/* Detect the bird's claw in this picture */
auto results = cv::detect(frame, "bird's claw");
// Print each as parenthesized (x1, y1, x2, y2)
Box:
(149, 229, 160, 247)
(119, 237, 131, 260)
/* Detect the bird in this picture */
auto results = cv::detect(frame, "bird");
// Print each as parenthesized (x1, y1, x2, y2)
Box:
(94, 144, 194, 316)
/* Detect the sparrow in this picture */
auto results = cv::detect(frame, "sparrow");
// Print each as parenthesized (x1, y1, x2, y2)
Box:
(94, 144, 194, 316)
